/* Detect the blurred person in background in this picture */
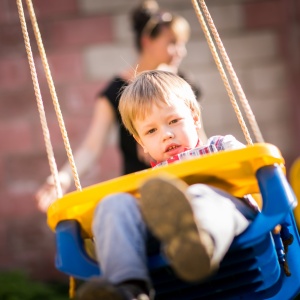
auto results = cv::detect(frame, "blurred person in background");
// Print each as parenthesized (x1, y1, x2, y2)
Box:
(36, 0, 206, 212)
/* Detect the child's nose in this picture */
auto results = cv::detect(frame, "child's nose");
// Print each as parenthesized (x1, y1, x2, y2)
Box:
(163, 130, 174, 141)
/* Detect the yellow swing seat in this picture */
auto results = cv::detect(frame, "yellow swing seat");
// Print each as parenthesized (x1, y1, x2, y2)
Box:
(48, 143, 283, 237)
(47, 143, 300, 299)
(290, 157, 300, 230)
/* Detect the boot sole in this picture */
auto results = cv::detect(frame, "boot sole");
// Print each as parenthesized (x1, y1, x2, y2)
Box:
(140, 176, 214, 282)
(76, 281, 124, 300)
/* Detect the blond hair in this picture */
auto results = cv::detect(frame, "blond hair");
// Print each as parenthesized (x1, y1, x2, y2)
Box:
(119, 70, 200, 138)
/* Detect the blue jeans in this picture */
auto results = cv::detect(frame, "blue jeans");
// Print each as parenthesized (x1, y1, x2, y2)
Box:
(92, 184, 257, 284)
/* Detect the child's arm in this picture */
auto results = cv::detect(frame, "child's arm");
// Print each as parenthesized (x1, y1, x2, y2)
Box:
(207, 135, 245, 151)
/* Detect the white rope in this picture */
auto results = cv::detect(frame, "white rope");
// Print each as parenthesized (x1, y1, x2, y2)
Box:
(16, 0, 63, 198)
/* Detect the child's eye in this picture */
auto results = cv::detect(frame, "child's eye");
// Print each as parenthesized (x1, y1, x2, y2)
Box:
(147, 128, 156, 135)
(170, 118, 180, 124)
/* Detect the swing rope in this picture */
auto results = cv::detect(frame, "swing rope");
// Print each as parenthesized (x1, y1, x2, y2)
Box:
(16, 0, 79, 297)
(24, 0, 82, 193)
(198, 0, 264, 143)
(191, 0, 265, 144)
(16, 0, 62, 199)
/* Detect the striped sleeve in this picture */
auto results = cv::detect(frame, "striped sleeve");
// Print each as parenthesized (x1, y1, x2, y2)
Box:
(208, 135, 245, 151)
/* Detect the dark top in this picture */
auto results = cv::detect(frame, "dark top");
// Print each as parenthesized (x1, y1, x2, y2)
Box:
(98, 74, 201, 175)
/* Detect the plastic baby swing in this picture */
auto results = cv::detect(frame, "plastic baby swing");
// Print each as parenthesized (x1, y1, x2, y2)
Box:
(17, 0, 300, 299)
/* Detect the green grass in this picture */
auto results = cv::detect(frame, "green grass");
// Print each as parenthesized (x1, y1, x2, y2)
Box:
(0, 271, 69, 300)
(1, 270, 299, 299)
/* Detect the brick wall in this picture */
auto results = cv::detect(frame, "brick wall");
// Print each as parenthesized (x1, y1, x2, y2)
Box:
(0, 0, 298, 281)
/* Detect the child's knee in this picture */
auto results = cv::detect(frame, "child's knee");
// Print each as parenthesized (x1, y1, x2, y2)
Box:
(187, 183, 215, 198)
(96, 193, 136, 214)
(93, 193, 139, 228)
(92, 193, 145, 240)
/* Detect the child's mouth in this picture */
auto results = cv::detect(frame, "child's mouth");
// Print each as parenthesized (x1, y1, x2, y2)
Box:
(166, 145, 181, 154)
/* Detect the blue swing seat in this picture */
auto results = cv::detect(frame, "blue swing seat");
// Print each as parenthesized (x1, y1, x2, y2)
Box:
(48, 144, 300, 299)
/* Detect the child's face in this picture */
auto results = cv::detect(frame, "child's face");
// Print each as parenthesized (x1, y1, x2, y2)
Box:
(134, 98, 200, 162)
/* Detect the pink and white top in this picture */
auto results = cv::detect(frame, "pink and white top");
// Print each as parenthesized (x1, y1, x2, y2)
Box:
(151, 135, 245, 168)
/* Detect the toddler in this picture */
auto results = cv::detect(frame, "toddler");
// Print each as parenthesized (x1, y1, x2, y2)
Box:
(77, 70, 258, 300)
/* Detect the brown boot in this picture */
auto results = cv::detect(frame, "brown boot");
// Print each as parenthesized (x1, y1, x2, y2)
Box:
(140, 176, 216, 282)
(76, 279, 151, 300)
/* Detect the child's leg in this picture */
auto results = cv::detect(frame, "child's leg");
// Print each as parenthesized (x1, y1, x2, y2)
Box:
(187, 184, 256, 267)
(92, 193, 150, 285)
(77, 193, 154, 299)
(140, 177, 257, 282)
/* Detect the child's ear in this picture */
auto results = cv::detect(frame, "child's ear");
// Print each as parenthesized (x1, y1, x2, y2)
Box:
(133, 135, 149, 154)
(193, 113, 202, 129)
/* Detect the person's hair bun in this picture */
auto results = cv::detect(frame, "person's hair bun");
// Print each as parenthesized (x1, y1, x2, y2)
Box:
(131, 1, 177, 51)
(131, 0, 159, 35)
(141, 0, 159, 12)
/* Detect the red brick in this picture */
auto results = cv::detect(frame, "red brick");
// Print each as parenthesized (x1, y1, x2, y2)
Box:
(58, 81, 105, 115)
(0, 158, 3, 189)
(3, 151, 68, 191)
(0, 0, 77, 24)
(0, 0, 29, 24)
(30, 124, 122, 188)
(0, 221, 14, 270)
(26, 82, 66, 120)
(34, 51, 84, 85)
(0, 23, 36, 56)
(65, 115, 95, 141)
(62, 145, 122, 189)
(30, 115, 95, 168)
(1, 0, 30, 24)
(25, 82, 66, 125)
(44, 115, 91, 147)
(0, 191, 36, 216)
(31, 120, 63, 150)
(47, 16, 113, 48)
(0, 56, 31, 91)
(28, 113, 121, 183)
(2, 213, 63, 280)
(243, 0, 285, 29)
(3, 154, 38, 185)
(32, 0, 78, 19)
(0, 88, 37, 119)
(0, 197, 14, 216)
(0, 121, 33, 153)
(0, 0, 10, 23)
(98, 145, 122, 181)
